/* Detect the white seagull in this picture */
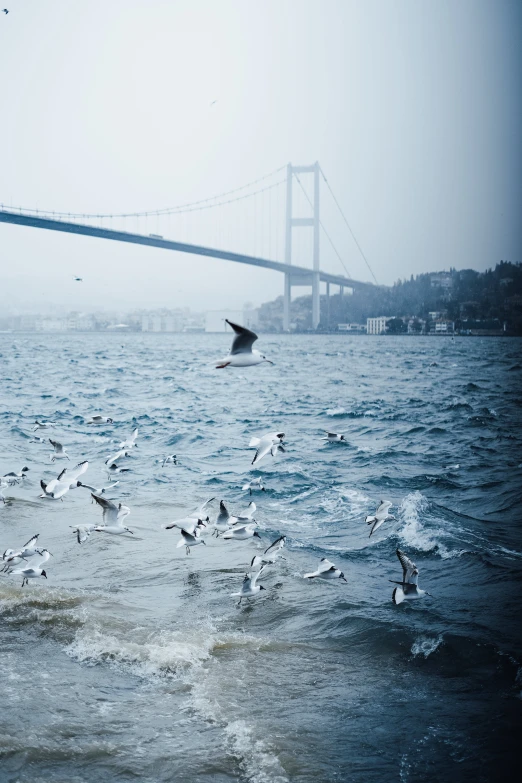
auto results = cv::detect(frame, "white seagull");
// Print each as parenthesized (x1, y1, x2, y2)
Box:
(40, 461, 89, 500)
(86, 415, 113, 425)
(78, 480, 120, 498)
(212, 500, 256, 536)
(9, 549, 51, 586)
(92, 494, 133, 535)
(390, 549, 431, 604)
(251, 535, 286, 570)
(222, 523, 261, 541)
(176, 526, 206, 555)
(119, 428, 138, 450)
(365, 500, 394, 537)
(2, 534, 41, 571)
(216, 320, 274, 369)
(1, 466, 29, 481)
(163, 497, 215, 535)
(321, 431, 346, 442)
(231, 565, 267, 605)
(105, 448, 129, 467)
(33, 420, 56, 431)
(304, 558, 347, 582)
(49, 439, 70, 462)
(242, 477, 266, 495)
(249, 432, 285, 466)
(29, 436, 47, 444)
(70, 524, 97, 544)
(161, 454, 177, 467)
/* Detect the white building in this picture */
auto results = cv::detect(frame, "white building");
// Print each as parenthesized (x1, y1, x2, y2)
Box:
(366, 316, 390, 335)
(338, 323, 366, 333)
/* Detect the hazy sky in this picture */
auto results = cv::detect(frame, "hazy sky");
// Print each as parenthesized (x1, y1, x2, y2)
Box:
(1, 0, 521, 314)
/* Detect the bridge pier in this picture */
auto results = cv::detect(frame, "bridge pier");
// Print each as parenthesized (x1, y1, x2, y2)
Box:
(283, 273, 291, 331)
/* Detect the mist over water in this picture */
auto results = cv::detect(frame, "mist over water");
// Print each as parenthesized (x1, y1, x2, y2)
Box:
(1, 333, 521, 782)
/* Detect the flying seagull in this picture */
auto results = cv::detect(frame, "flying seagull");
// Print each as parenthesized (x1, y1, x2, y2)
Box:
(390, 549, 431, 604)
(231, 565, 267, 605)
(176, 526, 206, 555)
(365, 500, 394, 537)
(2, 10, 8, 14)
(304, 558, 347, 582)
(86, 415, 113, 425)
(251, 535, 286, 570)
(49, 439, 70, 462)
(9, 549, 51, 587)
(242, 477, 266, 495)
(216, 320, 273, 368)
(73, 276, 83, 282)
(91, 494, 133, 535)
(40, 461, 89, 500)
(1, 534, 41, 572)
(321, 431, 346, 442)
(249, 432, 285, 466)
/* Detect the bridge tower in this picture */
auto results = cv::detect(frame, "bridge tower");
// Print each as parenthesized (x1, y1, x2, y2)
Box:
(283, 161, 321, 331)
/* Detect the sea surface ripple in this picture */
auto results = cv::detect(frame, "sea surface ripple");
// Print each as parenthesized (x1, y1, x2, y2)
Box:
(1, 333, 521, 783)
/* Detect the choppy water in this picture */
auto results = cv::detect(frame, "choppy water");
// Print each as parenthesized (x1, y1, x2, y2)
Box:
(1, 333, 521, 783)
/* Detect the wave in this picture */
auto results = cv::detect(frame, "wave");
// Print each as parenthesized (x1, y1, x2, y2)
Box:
(411, 634, 444, 658)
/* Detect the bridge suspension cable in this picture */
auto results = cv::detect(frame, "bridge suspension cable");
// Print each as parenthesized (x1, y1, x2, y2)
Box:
(1, 165, 287, 220)
(293, 173, 352, 280)
(319, 167, 378, 285)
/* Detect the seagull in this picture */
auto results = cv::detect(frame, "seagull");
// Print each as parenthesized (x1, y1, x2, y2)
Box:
(304, 558, 347, 582)
(2, 9, 9, 15)
(165, 517, 207, 536)
(105, 448, 129, 467)
(9, 549, 51, 587)
(119, 428, 138, 450)
(365, 500, 394, 537)
(33, 420, 56, 431)
(390, 549, 431, 604)
(39, 461, 89, 500)
(251, 535, 286, 570)
(1, 466, 29, 481)
(222, 524, 261, 541)
(242, 477, 266, 495)
(161, 455, 177, 467)
(29, 436, 47, 444)
(210, 99, 218, 106)
(231, 565, 267, 605)
(216, 320, 274, 369)
(92, 494, 133, 535)
(249, 432, 285, 466)
(176, 526, 206, 555)
(212, 500, 256, 536)
(73, 276, 83, 282)
(86, 415, 113, 425)
(70, 524, 97, 544)
(77, 480, 119, 498)
(321, 431, 346, 442)
(49, 439, 69, 462)
(1, 534, 40, 571)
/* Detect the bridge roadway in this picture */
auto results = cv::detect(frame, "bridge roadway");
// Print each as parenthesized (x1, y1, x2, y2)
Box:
(0, 210, 376, 292)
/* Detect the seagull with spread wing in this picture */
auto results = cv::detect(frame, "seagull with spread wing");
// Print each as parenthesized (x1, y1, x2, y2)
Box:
(231, 565, 268, 605)
(216, 320, 273, 368)
(304, 558, 347, 582)
(249, 432, 285, 466)
(390, 549, 431, 604)
(40, 461, 89, 500)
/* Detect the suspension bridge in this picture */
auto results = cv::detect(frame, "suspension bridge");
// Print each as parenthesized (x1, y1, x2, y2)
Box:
(0, 162, 379, 330)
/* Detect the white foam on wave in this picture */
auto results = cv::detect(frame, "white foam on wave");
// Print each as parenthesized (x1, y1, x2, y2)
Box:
(224, 720, 289, 783)
(398, 492, 468, 559)
(411, 634, 443, 658)
(65, 624, 216, 678)
(325, 406, 347, 416)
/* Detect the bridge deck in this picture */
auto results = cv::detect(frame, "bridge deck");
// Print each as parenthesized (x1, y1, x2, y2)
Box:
(0, 210, 376, 290)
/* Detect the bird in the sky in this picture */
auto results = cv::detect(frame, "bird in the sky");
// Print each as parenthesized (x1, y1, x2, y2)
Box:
(2, 10, 8, 15)
(216, 320, 273, 368)
(73, 276, 83, 282)
(210, 100, 218, 107)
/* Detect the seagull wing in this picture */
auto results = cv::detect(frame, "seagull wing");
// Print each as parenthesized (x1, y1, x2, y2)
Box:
(68, 461, 89, 482)
(396, 549, 418, 584)
(49, 439, 64, 453)
(264, 535, 285, 556)
(251, 436, 273, 466)
(22, 534, 40, 550)
(32, 549, 51, 567)
(226, 320, 258, 354)
(249, 565, 267, 589)
(317, 558, 336, 574)
(238, 501, 256, 519)
(92, 493, 119, 523)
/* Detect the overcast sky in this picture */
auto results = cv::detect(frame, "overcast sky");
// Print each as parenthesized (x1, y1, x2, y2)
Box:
(1, 0, 520, 314)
